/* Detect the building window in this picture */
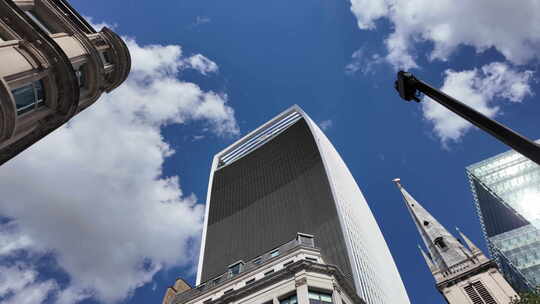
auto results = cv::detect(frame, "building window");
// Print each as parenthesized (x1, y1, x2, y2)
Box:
(280, 294, 298, 304)
(203, 298, 212, 304)
(224, 288, 234, 294)
(253, 257, 262, 265)
(434, 237, 447, 249)
(305, 257, 318, 262)
(270, 249, 279, 258)
(212, 276, 222, 285)
(423, 221, 429, 226)
(100, 50, 111, 65)
(75, 65, 86, 88)
(463, 281, 497, 304)
(298, 233, 315, 247)
(24, 10, 55, 35)
(283, 260, 294, 267)
(264, 269, 274, 276)
(308, 291, 333, 304)
(11, 80, 45, 115)
(245, 278, 255, 285)
(228, 261, 243, 276)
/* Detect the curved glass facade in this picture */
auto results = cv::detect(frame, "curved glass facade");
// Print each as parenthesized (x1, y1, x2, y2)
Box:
(197, 106, 410, 304)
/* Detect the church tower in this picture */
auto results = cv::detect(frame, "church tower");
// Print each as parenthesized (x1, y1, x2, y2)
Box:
(393, 178, 519, 304)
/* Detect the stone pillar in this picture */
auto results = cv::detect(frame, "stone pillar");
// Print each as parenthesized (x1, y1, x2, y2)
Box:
(332, 282, 342, 304)
(296, 277, 309, 304)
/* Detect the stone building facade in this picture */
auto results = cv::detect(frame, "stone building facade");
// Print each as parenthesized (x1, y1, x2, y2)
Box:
(394, 178, 519, 304)
(0, 0, 130, 164)
(163, 234, 365, 304)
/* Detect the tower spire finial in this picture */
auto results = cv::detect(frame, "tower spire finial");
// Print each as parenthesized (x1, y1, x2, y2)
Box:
(456, 227, 484, 256)
(392, 178, 402, 188)
(418, 244, 437, 272)
(395, 179, 472, 275)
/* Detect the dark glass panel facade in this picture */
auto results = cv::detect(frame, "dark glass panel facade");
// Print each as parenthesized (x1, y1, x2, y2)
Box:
(471, 178, 528, 238)
(200, 119, 352, 283)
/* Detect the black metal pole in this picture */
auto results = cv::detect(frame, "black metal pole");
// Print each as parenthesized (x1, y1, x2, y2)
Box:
(395, 71, 540, 166)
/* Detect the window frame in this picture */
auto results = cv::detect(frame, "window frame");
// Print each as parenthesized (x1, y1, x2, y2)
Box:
(99, 50, 112, 65)
(434, 237, 448, 250)
(228, 261, 244, 277)
(308, 290, 333, 304)
(270, 249, 279, 258)
(283, 260, 294, 267)
(279, 293, 298, 304)
(24, 10, 56, 35)
(75, 64, 86, 89)
(11, 79, 46, 116)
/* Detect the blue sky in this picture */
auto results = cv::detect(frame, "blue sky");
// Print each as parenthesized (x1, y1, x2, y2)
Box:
(0, 0, 539, 303)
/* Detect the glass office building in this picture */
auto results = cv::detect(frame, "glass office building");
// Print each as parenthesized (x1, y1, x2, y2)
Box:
(196, 106, 410, 304)
(467, 145, 540, 291)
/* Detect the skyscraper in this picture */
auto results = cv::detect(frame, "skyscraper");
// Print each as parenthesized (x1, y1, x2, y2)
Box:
(467, 144, 540, 291)
(196, 106, 410, 304)
(0, 0, 130, 164)
(394, 179, 518, 304)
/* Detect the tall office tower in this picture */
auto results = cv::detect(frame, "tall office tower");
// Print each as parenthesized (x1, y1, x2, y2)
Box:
(467, 144, 540, 291)
(197, 106, 410, 304)
(394, 179, 518, 304)
(0, 0, 130, 164)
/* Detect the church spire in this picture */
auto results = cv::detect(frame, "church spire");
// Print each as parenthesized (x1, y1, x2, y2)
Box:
(392, 179, 519, 304)
(392, 178, 470, 273)
(456, 227, 485, 259)
(418, 244, 437, 273)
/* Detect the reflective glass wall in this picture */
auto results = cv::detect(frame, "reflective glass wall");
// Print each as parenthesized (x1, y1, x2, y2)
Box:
(467, 145, 540, 291)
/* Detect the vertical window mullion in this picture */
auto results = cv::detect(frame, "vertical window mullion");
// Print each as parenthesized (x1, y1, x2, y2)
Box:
(32, 81, 38, 109)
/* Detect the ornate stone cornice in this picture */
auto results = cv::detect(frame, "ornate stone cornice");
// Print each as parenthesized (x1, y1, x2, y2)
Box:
(39, 0, 107, 109)
(295, 277, 307, 287)
(174, 260, 366, 304)
(436, 259, 497, 290)
(49, 0, 97, 34)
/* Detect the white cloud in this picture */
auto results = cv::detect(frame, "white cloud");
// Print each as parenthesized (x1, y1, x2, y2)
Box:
(0, 222, 33, 256)
(319, 120, 333, 131)
(422, 62, 533, 145)
(0, 28, 238, 304)
(185, 54, 219, 75)
(0, 260, 57, 304)
(3, 279, 57, 304)
(348, 0, 540, 69)
(345, 48, 383, 75)
(84, 16, 116, 31)
(0, 264, 37, 297)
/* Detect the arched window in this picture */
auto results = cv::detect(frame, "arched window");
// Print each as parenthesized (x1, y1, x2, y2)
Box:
(434, 237, 447, 249)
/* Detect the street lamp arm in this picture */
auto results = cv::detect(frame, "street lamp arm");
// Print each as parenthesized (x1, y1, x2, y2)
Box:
(394, 71, 540, 166)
